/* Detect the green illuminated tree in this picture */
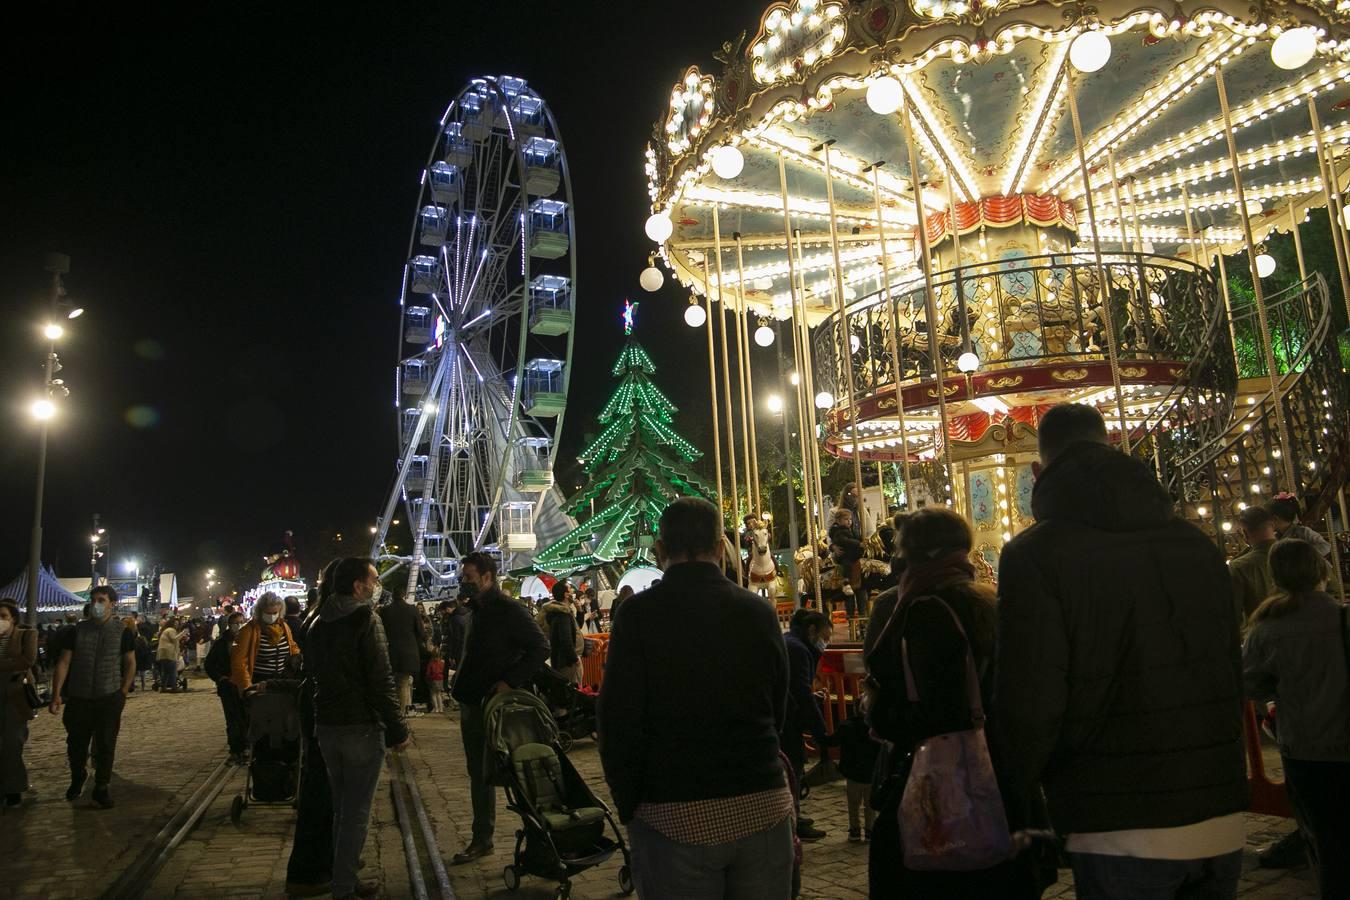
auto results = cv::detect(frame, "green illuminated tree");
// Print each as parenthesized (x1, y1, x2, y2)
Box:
(531, 334, 713, 576)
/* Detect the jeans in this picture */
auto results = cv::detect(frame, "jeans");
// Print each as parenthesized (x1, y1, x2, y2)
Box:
(156, 659, 177, 690)
(64, 692, 125, 787)
(1, 697, 29, 794)
(459, 702, 497, 841)
(396, 674, 413, 712)
(219, 688, 247, 755)
(628, 814, 794, 899)
(1069, 850, 1242, 900)
(316, 724, 386, 897)
(1283, 756, 1350, 899)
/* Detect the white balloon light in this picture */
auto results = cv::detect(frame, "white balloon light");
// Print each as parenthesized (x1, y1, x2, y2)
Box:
(639, 266, 664, 292)
(684, 303, 707, 327)
(1255, 253, 1277, 278)
(957, 351, 981, 373)
(866, 76, 904, 115)
(710, 144, 745, 179)
(644, 211, 673, 243)
(1271, 27, 1318, 71)
(814, 391, 834, 409)
(1069, 31, 1112, 73)
(754, 324, 775, 347)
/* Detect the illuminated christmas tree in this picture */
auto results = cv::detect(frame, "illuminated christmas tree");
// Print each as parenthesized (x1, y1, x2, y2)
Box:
(532, 303, 713, 576)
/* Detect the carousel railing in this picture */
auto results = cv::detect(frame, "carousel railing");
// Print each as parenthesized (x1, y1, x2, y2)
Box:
(811, 251, 1222, 402)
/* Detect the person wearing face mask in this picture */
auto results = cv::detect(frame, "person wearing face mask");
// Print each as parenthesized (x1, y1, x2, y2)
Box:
(48, 585, 136, 809)
(204, 611, 248, 763)
(155, 616, 182, 692)
(0, 598, 39, 808)
(307, 557, 408, 900)
(449, 551, 549, 865)
(229, 592, 300, 696)
(781, 608, 832, 842)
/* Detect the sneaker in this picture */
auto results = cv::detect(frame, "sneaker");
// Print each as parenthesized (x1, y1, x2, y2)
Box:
(92, 785, 114, 809)
(451, 840, 494, 865)
(848, 827, 862, 842)
(797, 821, 827, 842)
(1257, 830, 1306, 869)
(66, 774, 86, 801)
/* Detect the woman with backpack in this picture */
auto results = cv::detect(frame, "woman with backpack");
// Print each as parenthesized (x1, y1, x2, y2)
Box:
(863, 507, 1051, 899)
(1243, 538, 1350, 898)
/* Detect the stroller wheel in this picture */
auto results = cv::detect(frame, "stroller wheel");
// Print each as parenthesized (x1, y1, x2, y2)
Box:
(501, 865, 520, 892)
(229, 795, 244, 825)
(556, 731, 574, 753)
(618, 864, 635, 896)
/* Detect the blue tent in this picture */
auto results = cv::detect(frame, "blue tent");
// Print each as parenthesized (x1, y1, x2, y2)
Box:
(0, 566, 98, 616)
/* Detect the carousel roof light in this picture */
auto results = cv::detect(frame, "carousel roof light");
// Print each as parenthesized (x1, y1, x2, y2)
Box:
(644, 211, 673, 243)
(754, 324, 775, 347)
(710, 144, 745, 179)
(683, 301, 707, 327)
(1271, 27, 1319, 71)
(957, 351, 981, 373)
(814, 390, 833, 409)
(1255, 253, 1277, 277)
(865, 76, 904, 116)
(639, 264, 665, 292)
(1069, 31, 1112, 74)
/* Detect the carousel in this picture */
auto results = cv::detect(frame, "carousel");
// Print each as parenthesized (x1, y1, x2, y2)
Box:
(241, 532, 307, 613)
(640, 0, 1350, 581)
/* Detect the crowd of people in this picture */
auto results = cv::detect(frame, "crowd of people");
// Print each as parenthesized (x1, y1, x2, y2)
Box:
(1, 401, 1345, 900)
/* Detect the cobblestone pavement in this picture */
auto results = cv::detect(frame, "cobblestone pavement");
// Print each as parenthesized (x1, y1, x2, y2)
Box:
(7, 677, 1322, 899)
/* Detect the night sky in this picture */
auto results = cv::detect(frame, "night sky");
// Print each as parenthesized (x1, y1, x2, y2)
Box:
(0, 3, 762, 597)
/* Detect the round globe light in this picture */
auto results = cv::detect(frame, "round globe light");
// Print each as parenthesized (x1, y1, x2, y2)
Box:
(767, 394, 784, 414)
(43, 323, 64, 340)
(957, 351, 981, 373)
(31, 399, 55, 420)
(644, 211, 673, 243)
(866, 76, 904, 115)
(1255, 253, 1277, 278)
(1343, 206, 1350, 231)
(639, 265, 664, 292)
(1271, 27, 1318, 71)
(1069, 31, 1112, 73)
(849, 334, 862, 354)
(1244, 199, 1264, 217)
(814, 390, 834, 409)
(684, 303, 707, 327)
(710, 144, 745, 180)
(754, 324, 775, 347)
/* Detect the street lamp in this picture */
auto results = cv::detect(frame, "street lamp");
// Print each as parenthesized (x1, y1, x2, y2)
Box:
(26, 253, 73, 628)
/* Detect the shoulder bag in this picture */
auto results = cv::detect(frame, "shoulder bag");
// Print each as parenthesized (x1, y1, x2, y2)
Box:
(897, 595, 1012, 871)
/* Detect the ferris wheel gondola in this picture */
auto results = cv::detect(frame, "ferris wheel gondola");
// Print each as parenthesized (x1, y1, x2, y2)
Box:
(373, 75, 578, 594)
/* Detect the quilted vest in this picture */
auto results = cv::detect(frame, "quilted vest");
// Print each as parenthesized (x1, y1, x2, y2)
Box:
(67, 617, 126, 699)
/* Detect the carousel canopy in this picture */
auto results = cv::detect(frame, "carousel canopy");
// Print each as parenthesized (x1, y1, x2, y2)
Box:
(643, 0, 1350, 324)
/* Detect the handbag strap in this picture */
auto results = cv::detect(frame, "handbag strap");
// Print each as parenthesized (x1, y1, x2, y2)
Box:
(899, 595, 986, 726)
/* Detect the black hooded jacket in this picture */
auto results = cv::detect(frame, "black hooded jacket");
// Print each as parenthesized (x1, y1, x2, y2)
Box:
(994, 442, 1247, 834)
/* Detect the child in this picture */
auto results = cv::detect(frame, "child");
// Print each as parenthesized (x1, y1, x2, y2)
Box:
(425, 649, 446, 714)
(828, 507, 864, 602)
(831, 712, 880, 842)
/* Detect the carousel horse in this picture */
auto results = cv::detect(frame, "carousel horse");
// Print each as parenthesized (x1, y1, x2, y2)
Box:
(745, 519, 777, 598)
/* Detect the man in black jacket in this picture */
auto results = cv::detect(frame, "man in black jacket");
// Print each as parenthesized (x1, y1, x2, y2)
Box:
(378, 587, 427, 717)
(203, 610, 247, 763)
(308, 557, 408, 900)
(995, 404, 1247, 898)
(449, 551, 549, 864)
(599, 497, 793, 898)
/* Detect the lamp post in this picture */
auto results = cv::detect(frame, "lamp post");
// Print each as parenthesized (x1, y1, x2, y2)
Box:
(26, 253, 75, 628)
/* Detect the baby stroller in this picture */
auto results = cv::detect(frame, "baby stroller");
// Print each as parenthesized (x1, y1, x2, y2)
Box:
(483, 689, 632, 899)
(531, 666, 597, 751)
(230, 688, 302, 823)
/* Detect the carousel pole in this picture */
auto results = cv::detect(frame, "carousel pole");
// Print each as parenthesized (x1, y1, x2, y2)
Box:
(711, 207, 745, 583)
(729, 231, 756, 520)
(818, 140, 869, 536)
(795, 229, 830, 538)
(1217, 68, 1296, 490)
(1183, 186, 1239, 372)
(776, 320, 803, 605)
(1309, 99, 1350, 319)
(735, 233, 764, 514)
(1066, 72, 1132, 451)
(700, 258, 725, 518)
(868, 163, 914, 511)
(1289, 202, 1309, 283)
(778, 155, 825, 609)
(899, 92, 957, 497)
(945, 170, 964, 266)
(1125, 177, 1145, 253)
(1107, 152, 1133, 252)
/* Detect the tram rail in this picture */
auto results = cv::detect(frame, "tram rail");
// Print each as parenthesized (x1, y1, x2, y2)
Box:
(99, 756, 235, 900)
(389, 749, 455, 900)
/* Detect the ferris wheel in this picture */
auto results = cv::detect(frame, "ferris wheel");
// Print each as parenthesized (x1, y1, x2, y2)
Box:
(373, 75, 578, 594)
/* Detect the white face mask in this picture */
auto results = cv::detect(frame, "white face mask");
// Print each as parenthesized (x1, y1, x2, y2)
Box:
(0, 619, 12, 636)
(91, 602, 109, 620)
(261, 611, 280, 625)
(229, 622, 243, 634)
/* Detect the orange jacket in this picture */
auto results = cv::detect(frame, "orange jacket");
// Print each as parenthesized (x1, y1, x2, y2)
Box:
(229, 618, 300, 692)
